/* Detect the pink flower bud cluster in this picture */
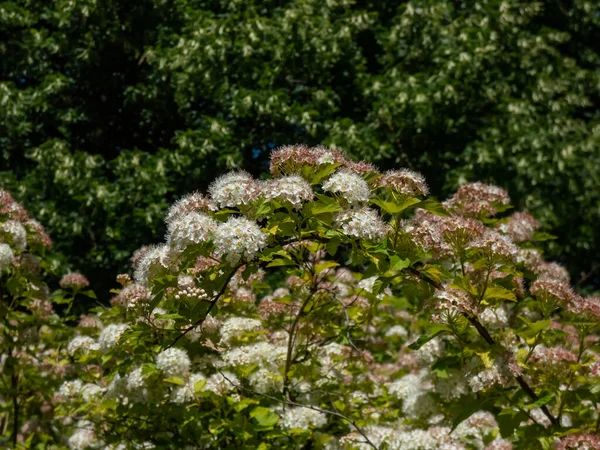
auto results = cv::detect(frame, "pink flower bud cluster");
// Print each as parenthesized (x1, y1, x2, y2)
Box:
(376, 169, 429, 196)
(59, 272, 90, 290)
(445, 182, 510, 217)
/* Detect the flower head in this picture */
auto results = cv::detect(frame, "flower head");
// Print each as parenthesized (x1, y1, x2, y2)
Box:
(262, 175, 314, 209)
(59, 273, 90, 290)
(334, 207, 390, 241)
(445, 182, 510, 217)
(209, 171, 261, 209)
(0, 243, 14, 271)
(214, 217, 267, 265)
(377, 169, 429, 196)
(156, 348, 191, 377)
(269, 144, 347, 177)
(323, 169, 371, 204)
(1, 220, 27, 251)
(165, 192, 211, 225)
(167, 211, 217, 251)
(497, 212, 539, 242)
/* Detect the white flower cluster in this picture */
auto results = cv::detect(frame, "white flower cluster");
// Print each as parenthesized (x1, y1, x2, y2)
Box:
(0, 243, 14, 270)
(1, 220, 27, 251)
(156, 347, 191, 377)
(280, 406, 327, 430)
(219, 317, 263, 345)
(263, 175, 314, 209)
(214, 217, 267, 265)
(385, 325, 408, 338)
(334, 207, 389, 241)
(479, 305, 509, 329)
(209, 171, 260, 209)
(248, 368, 283, 394)
(415, 336, 446, 365)
(67, 336, 100, 356)
(81, 383, 105, 402)
(167, 211, 217, 251)
(204, 371, 240, 395)
(133, 244, 171, 285)
(59, 379, 83, 398)
(322, 170, 371, 204)
(67, 421, 98, 450)
(222, 342, 286, 368)
(468, 363, 505, 393)
(388, 372, 437, 419)
(98, 324, 128, 350)
(126, 366, 151, 403)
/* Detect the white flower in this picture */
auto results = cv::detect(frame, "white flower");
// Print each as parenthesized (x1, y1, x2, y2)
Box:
(209, 171, 260, 209)
(322, 170, 370, 204)
(167, 211, 217, 251)
(98, 324, 128, 350)
(415, 337, 446, 365)
(156, 347, 191, 377)
(214, 217, 267, 265)
(81, 383, 105, 402)
(334, 208, 390, 241)
(248, 368, 282, 394)
(133, 244, 172, 286)
(280, 407, 327, 430)
(479, 306, 509, 329)
(219, 317, 263, 345)
(1, 220, 27, 251)
(60, 379, 83, 398)
(67, 421, 98, 450)
(126, 366, 150, 402)
(204, 371, 239, 395)
(221, 342, 286, 369)
(67, 336, 100, 356)
(385, 325, 408, 338)
(0, 243, 14, 270)
(263, 175, 314, 209)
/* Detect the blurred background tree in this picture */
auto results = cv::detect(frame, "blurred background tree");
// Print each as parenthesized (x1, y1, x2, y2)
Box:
(1, 0, 598, 299)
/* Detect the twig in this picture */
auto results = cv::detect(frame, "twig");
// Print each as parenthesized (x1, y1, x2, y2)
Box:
(165, 267, 240, 349)
(405, 265, 560, 426)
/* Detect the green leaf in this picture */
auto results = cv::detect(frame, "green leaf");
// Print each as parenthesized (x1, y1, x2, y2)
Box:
(315, 261, 340, 273)
(250, 407, 279, 427)
(497, 408, 529, 438)
(483, 285, 517, 302)
(326, 237, 341, 256)
(450, 275, 478, 296)
(194, 379, 207, 393)
(389, 255, 410, 271)
(532, 231, 557, 242)
(164, 377, 185, 385)
(80, 289, 96, 299)
(517, 317, 552, 338)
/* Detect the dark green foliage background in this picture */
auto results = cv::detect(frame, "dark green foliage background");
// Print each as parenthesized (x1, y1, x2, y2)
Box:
(1, 0, 598, 298)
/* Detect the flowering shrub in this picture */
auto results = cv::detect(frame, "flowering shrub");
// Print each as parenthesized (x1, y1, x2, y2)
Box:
(30, 146, 600, 448)
(0, 191, 90, 447)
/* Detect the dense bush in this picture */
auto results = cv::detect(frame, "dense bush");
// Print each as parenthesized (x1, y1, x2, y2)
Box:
(1, 0, 598, 296)
(35, 146, 599, 449)
(0, 192, 96, 447)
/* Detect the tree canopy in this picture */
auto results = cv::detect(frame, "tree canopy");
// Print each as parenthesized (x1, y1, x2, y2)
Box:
(1, 0, 598, 297)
